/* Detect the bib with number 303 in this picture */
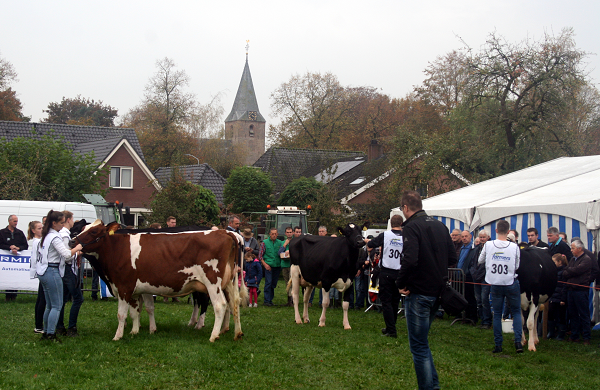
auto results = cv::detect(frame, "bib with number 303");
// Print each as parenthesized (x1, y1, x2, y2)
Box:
(484, 240, 519, 286)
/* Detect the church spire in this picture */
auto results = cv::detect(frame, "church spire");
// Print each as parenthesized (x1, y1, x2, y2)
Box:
(225, 44, 265, 123)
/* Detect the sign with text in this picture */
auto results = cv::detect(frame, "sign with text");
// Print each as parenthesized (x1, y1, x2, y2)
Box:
(0, 249, 39, 291)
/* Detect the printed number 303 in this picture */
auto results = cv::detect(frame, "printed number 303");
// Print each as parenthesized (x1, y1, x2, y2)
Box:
(491, 264, 509, 274)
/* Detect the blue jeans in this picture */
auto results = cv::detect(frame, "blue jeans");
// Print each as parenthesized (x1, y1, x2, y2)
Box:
(567, 290, 591, 341)
(58, 267, 84, 329)
(354, 273, 367, 309)
(474, 284, 491, 326)
(263, 266, 281, 304)
(38, 267, 64, 335)
(491, 280, 522, 346)
(405, 293, 439, 390)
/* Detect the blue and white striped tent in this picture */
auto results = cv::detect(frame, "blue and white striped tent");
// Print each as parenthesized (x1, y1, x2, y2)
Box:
(389, 155, 600, 322)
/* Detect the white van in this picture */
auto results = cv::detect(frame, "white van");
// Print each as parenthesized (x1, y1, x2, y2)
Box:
(0, 200, 98, 234)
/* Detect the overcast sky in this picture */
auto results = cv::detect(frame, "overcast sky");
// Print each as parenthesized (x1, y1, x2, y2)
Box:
(3, 0, 599, 135)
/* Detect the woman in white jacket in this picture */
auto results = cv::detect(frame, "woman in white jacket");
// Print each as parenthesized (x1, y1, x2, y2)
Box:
(36, 210, 82, 342)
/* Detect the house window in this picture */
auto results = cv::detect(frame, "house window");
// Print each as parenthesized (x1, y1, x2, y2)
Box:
(415, 182, 428, 198)
(249, 125, 254, 137)
(110, 167, 133, 189)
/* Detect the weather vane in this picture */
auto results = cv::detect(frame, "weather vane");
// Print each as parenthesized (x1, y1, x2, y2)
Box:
(246, 40, 250, 59)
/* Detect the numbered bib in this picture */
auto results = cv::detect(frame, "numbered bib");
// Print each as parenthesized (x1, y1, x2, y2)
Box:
(484, 240, 518, 285)
(381, 230, 402, 270)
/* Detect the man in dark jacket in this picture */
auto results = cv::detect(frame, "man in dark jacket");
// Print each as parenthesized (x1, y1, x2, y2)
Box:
(396, 191, 457, 390)
(0, 215, 28, 301)
(562, 239, 592, 344)
(470, 230, 491, 328)
(547, 226, 572, 261)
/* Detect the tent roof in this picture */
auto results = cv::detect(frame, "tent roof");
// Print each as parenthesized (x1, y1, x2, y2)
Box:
(391, 155, 600, 230)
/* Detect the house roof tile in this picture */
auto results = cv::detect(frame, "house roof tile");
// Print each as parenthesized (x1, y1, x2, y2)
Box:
(153, 164, 227, 204)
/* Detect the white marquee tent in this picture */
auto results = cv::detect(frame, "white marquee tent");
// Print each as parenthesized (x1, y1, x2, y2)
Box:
(390, 155, 600, 252)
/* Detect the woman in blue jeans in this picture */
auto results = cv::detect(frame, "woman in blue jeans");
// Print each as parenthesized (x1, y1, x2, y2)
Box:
(36, 210, 82, 342)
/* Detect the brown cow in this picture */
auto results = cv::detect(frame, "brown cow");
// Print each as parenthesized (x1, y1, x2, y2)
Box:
(74, 220, 246, 342)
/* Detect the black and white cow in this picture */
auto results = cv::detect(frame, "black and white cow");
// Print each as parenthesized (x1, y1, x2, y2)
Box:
(517, 245, 557, 351)
(287, 223, 366, 329)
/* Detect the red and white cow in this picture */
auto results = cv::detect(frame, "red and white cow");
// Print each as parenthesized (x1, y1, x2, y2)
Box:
(75, 220, 246, 342)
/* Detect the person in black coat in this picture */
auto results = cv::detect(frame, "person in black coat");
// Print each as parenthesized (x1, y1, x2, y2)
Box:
(548, 253, 569, 340)
(547, 227, 572, 261)
(0, 215, 28, 301)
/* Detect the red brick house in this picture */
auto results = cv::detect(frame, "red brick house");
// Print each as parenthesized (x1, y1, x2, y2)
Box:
(0, 121, 160, 226)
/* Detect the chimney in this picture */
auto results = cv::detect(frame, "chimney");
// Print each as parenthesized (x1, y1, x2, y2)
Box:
(367, 139, 383, 162)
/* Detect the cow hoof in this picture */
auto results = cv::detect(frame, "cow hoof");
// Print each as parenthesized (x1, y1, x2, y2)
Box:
(149, 327, 157, 334)
(344, 325, 352, 330)
(234, 332, 244, 340)
(112, 336, 122, 341)
(194, 324, 205, 330)
(130, 330, 139, 335)
(295, 320, 302, 324)
(304, 319, 310, 324)
(187, 321, 196, 327)
(318, 323, 326, 327)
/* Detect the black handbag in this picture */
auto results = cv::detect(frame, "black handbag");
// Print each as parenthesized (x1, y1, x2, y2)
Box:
(439, 281, 468, 316)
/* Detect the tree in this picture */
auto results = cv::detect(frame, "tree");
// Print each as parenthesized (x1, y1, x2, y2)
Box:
(223, 166, 273, 213)
(270, 73, 403, 152)
(394, 28, 600, 186)
(0, 53, 18, 91)
(0, 89, 29, 121)
(123, 58, 225, 170)
(146, 170, 220, 227)
(0, 135, 107, 201)
(0, 53, 29, 122)
(43, 96, 118, 126)
(278, 177, 324, 208)
(270, 72, 351, 149)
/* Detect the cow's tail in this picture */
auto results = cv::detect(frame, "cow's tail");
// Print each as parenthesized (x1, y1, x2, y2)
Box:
(230, 231, 248, 307)
(286, 277, 293, 294)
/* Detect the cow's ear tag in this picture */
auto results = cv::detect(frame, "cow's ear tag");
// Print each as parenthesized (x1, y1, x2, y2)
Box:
(362, 226, 367, 231)
(109, 230, 114, 236)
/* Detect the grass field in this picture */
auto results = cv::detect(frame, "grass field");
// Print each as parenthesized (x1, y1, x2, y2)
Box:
(1, 283, 599, 390)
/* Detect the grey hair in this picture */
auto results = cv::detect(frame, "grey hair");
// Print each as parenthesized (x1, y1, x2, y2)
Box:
(8, 214, 16, 222)
(228, 215, 239, 224)
(318, 226, 327, 232)
(547, 226, 559, 235)
(478, 229, 490, 238)
(571, 239, 584, 249)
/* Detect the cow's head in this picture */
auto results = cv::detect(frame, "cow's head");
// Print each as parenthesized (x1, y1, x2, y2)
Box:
(337, 223, 367, 249)
(72, 219, 120, 251)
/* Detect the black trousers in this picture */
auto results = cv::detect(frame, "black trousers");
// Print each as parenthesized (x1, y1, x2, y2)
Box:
(379, 268, 401, 335)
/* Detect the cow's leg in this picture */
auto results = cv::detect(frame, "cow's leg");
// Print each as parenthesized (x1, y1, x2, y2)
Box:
(129, 297, 142, 335)
(221, 287, 231, 335)
(113, 298, 130, 341)
(194, 292, 209, 330)
(342, 289, 351, 330)
(319, 288, 330, 327)
(290, 265, 303, 324)
(206, 285, 228, 342)
(225, 276, 244, 340)
(142, 294, 156, 334)
(303, 285, 313, 324)
(527, 303, 539, 351)
(188, 292, 200, 327)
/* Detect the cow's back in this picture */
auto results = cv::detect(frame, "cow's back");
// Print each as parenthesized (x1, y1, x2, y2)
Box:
(518, 247, 557, 297)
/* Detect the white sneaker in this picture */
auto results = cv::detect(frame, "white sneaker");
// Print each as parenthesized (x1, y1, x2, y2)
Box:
(34, 328, 43, 334)
(253, 303, 258, 307)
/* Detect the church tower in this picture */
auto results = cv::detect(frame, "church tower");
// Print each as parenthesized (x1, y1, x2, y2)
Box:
(225, 48, 265, 166)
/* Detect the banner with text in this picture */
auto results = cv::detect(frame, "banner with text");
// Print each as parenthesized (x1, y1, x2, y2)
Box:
(0, 249, 39, 291)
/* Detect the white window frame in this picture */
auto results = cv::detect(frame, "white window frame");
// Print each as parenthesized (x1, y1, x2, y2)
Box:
(110, 166, 133, 189)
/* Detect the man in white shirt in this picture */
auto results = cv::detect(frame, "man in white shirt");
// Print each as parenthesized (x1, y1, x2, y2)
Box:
(478, 220, 523, 354)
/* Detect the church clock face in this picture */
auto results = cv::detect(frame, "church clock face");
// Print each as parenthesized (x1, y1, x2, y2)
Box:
(248, 111, 257, 121)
